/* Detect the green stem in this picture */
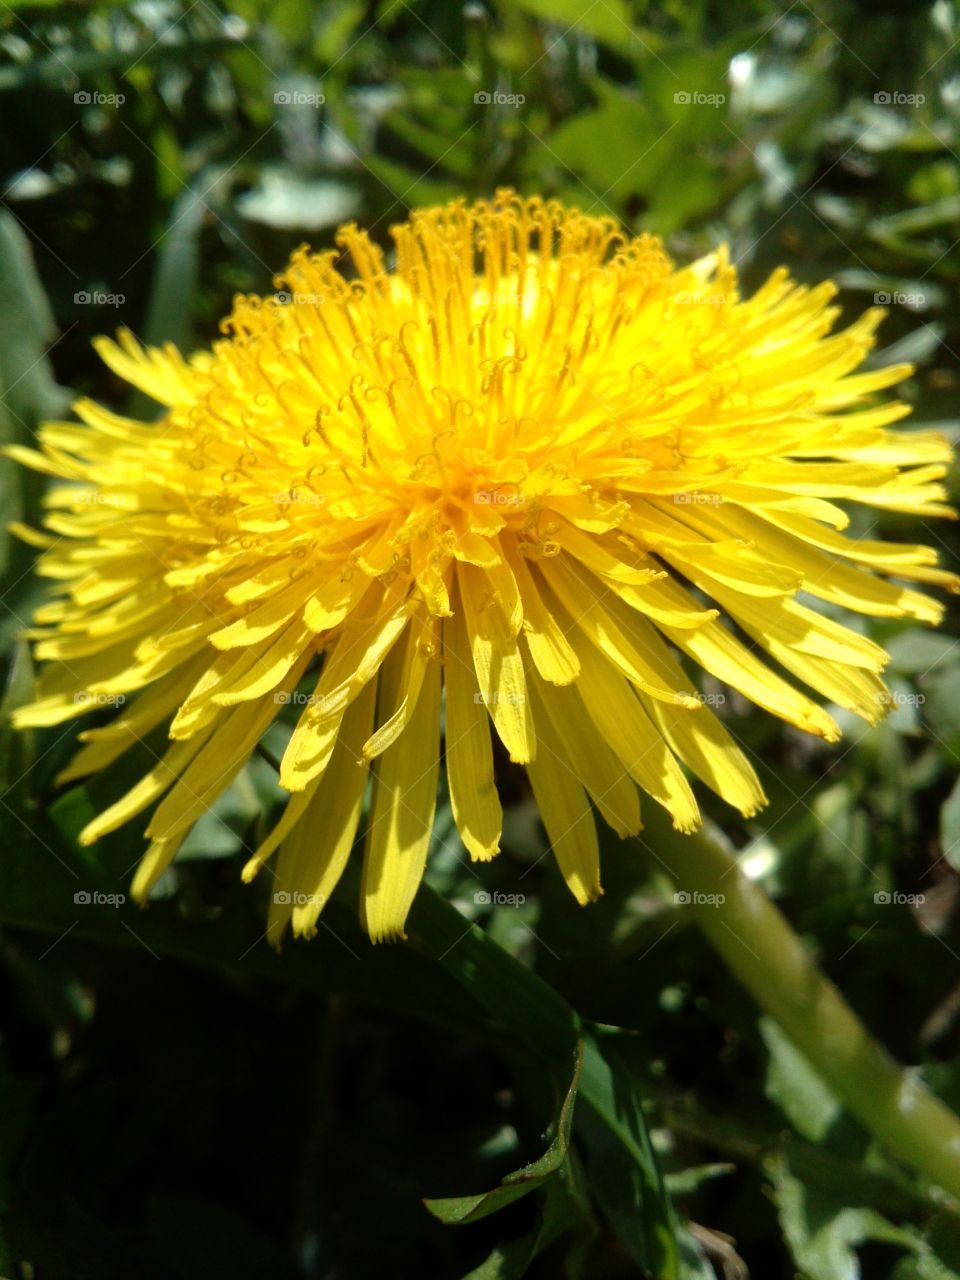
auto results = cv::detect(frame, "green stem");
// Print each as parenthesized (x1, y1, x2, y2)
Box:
(644, 813, 960, 1202)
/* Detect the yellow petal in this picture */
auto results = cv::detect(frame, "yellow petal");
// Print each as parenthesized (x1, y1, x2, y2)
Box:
(443, 593, 502, 861)
(525, 727, 602, 906)
(268, 679, 377, 942)
(361, 641, 442, 942)
(529, 675, 641, 839)
(457, 561, 535, 763)
(506, 544, 580, 685)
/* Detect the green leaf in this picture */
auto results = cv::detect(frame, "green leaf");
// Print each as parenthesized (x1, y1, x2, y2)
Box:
(425, 1038, 583, 1225)
(511, 0, 640, 56)
(383, 111, 478, 181)
(545, 81, 658, 205)
(940, 777, 960, 873)
(576, 1033, 680, 1280)
(139, 187, 206, 354)
(459, 1168, 597, 1279)
(362, 155, 465, 210)
(872, 324, 946, 369)
(407, 884, 580, 1064)
(0, 207, 70, 543)
(0, 640, 35, 796)
(923, 666, 960, 758)
(676, 1229, 720, 1280)
(886, 631, 960, 677)
(869, 197, 960, 262)
(664, 1164, 735, 1197)
(760, 1016, 842, 1144)
(461, 1233, 538, 1280)
(0, 208, 66, 423)
(767, 1152, 921, 1280)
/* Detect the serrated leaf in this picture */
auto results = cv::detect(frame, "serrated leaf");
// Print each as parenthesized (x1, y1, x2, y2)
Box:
(767, 1152, 920, 1280)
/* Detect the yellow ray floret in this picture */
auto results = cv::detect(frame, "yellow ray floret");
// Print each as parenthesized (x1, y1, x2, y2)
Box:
(7, 189, 958, 942)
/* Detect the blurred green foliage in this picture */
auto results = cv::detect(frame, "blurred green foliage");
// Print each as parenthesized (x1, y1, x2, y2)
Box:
(2, 1, 960, 1277)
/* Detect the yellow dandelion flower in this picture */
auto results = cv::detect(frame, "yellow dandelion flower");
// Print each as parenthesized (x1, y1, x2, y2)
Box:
(9, 190, 958, 943)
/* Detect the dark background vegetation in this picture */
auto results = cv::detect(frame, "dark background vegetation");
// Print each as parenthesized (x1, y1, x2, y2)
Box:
(2, 1, 960, 1276)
